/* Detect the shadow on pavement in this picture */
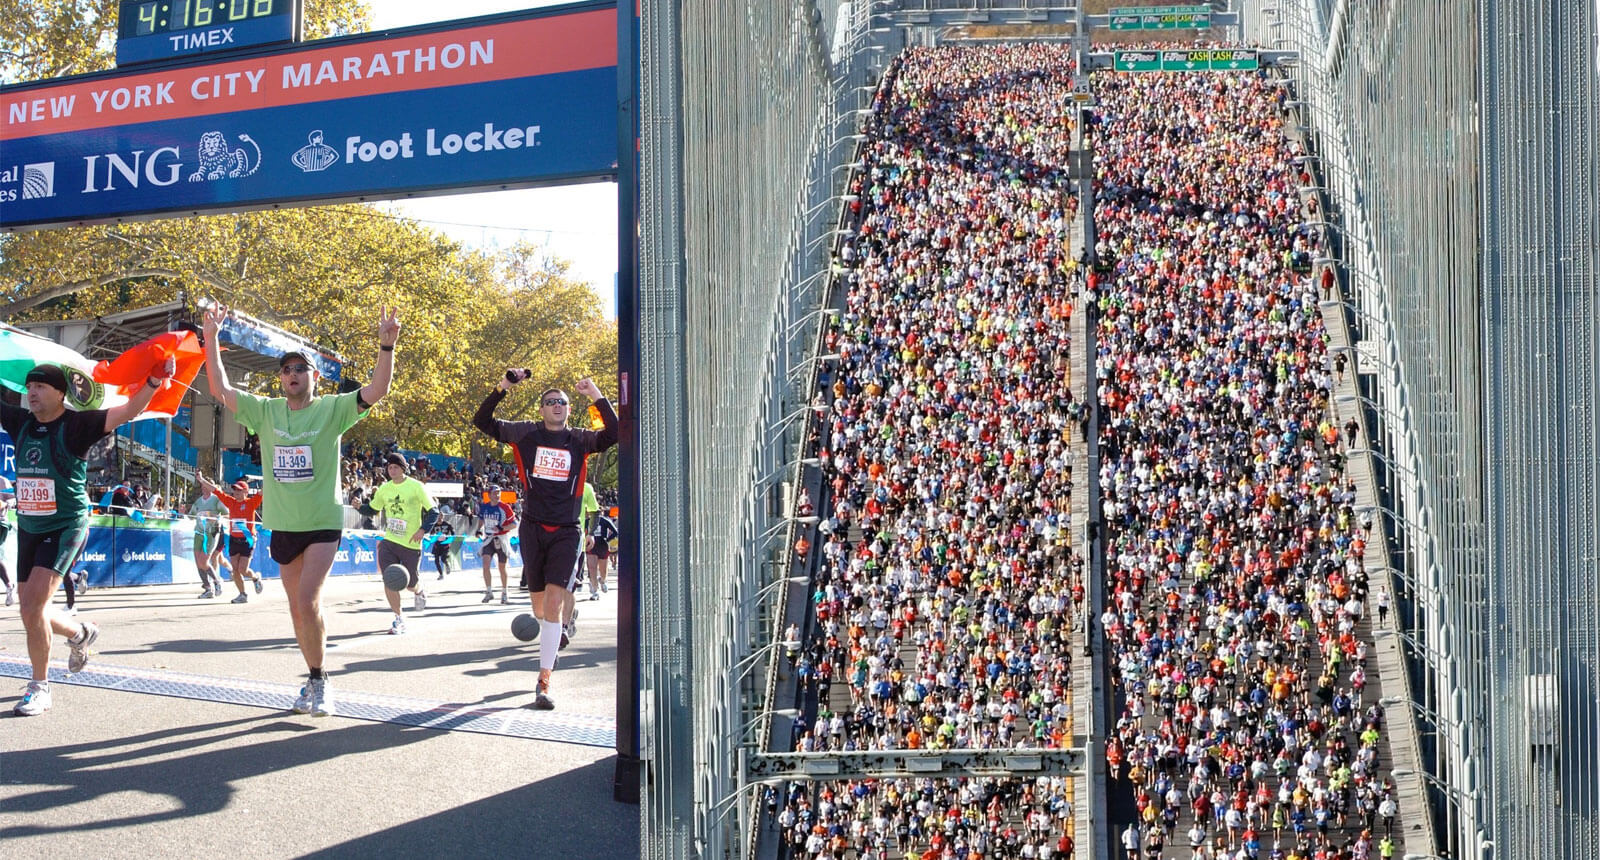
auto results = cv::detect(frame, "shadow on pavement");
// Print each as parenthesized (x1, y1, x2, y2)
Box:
(0, 715, 402, 836)
(300, 757, 639, 860)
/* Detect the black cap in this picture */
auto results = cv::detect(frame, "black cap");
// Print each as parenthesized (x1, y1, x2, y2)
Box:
(24, 364, 69, 393)
(384, 453, 409, 471)
(279, 349, 315, 369)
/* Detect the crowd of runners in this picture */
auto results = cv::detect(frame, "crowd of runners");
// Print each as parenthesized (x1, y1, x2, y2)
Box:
(773, 41, 1398, 860)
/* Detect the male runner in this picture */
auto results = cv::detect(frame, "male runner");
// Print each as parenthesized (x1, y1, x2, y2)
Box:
(202, 302, 398, 718)
(584, 487, 619, 599)
(473, 372, 617, 710)
(478, 485, 517, 604)
(7, 359, 172, 715)
(190, 486, 228, 598)
(360, 453, 438, 634)
(429, 521, 456, 579)
(198, 474, 264, 603)
(556, 481, 603, 649)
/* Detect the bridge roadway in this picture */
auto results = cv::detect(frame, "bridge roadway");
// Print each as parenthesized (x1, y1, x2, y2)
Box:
(0, 569, 637, 858)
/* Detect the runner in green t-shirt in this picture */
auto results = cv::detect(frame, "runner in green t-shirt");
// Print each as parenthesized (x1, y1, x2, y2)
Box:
(202, 302, 400, 718)
(360, 453, 438, 635)
(6, 359, 173, 716)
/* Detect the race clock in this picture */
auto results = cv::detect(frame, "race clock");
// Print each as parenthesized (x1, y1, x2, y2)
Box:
(117, 0, 301, 67)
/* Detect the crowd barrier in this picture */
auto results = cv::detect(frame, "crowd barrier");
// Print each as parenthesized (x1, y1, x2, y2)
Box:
(0, 517, 519, 588)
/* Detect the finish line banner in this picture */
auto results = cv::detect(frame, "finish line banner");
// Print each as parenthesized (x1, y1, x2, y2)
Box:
(0, 3, 618, 231)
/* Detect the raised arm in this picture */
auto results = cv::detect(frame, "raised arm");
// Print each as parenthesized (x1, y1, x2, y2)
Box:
(103, 356, 174, 432)
(573, 377, 619, 450)
(201, 303, 239, 413)
(473, 371, 523, 441)
(358, 306, 401, 409)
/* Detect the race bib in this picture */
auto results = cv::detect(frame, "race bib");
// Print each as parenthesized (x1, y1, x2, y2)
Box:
(387, 517, 409, 537)
(273, 445, 314, 483)
(532, 446, 572, 482)
(16, 477, 56, 516)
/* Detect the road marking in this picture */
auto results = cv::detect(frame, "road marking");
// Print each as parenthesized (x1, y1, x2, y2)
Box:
(0, 655, 615, 748)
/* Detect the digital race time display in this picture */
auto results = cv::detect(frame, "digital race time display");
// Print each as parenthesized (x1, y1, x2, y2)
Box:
(116, 0, 300, 66)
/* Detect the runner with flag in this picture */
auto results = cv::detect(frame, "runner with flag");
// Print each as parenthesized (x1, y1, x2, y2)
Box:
(7, 357, 180, 716)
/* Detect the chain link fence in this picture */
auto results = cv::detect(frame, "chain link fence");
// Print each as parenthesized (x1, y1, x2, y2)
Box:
(1267, 0, 1600, 857)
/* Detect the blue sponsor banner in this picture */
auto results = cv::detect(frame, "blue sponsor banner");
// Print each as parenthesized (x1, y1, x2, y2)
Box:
(1, 6, 619, 230)
(1, 70, 614, 229)
(112, 525, 176, 585)
(57, 524, 518, 587)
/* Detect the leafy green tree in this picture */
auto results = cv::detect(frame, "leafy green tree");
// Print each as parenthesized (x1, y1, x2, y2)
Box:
(0, 1, 619, 466)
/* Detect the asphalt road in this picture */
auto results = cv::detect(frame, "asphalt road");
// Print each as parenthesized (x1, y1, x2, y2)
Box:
(0, 568, 639, 859)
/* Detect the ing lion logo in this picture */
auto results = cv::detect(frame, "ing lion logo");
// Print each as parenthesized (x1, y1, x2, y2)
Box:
(189, 131, 262, 182)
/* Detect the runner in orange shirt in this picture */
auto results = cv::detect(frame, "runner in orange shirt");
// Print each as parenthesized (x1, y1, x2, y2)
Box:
(199, 473, 265, 603)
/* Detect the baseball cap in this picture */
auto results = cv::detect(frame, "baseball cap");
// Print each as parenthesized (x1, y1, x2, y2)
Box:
(384, 453, 409, 471)
(279, 349, 316, 369)
(24, 364, 69, 393)
(232, 479, 249, 492)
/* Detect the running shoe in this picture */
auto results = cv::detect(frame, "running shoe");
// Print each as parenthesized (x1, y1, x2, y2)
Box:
(199, 589, 214, 599)
(310, 677, 334, 717)
(253, 577, 264, 595)
(232, 593, 249, 604)
(589, 590, 599, 601)
(530, 672, 554, 710)
(13, 681, 51, 716)
(413, 591, 426, 611)
(601, 579, 608, 594)
(292, 682, 314, 714)
(389, 616, 406, 635)
(4, 584, 13, 607)
(500, 593, 509, 605)
(68, 621, 99, 673)
(482, 590, 493, 603)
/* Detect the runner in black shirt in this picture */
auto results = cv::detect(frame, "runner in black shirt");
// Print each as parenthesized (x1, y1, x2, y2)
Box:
(473, 371, 618, 710)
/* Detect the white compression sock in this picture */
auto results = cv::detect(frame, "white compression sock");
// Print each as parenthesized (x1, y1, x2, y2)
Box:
(539, 619, 561, 672)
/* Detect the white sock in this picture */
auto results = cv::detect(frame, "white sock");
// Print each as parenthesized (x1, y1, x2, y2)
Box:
(539, 619, 561, 672)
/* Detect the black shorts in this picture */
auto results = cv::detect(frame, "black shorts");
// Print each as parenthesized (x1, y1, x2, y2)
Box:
(587, 540, 610, 560)
(377, 541, 422, 590)
(227, 534, 256, 559)
(16, 523, 90, 582)
(518, 522, 583, 590)
(269, 529, 343, 565)
(482, 534, 513, 559)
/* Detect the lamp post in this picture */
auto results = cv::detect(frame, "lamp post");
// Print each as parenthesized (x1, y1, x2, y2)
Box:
(799, 194, 859, 225)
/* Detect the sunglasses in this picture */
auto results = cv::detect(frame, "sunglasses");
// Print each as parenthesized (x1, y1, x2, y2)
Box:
(543, 398, 569, 406)
(280, 364, 311, 374)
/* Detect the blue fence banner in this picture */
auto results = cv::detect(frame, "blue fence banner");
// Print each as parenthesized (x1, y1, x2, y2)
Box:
(1, 4, 619, 230)
(20, 521, 519, 588)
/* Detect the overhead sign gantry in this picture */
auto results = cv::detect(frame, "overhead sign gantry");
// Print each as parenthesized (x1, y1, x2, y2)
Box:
(0, 1, 618, 231)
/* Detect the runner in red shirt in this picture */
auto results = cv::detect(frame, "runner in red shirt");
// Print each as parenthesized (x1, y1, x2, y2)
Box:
(199, 473, 264, 603)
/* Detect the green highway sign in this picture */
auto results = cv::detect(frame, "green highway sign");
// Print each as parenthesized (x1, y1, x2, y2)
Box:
(1112, 49, 1261, 72)
(1108, 5, 1212, 30)
(1112, 50, 1162, 72)
(1207, 49, 1261, 70)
